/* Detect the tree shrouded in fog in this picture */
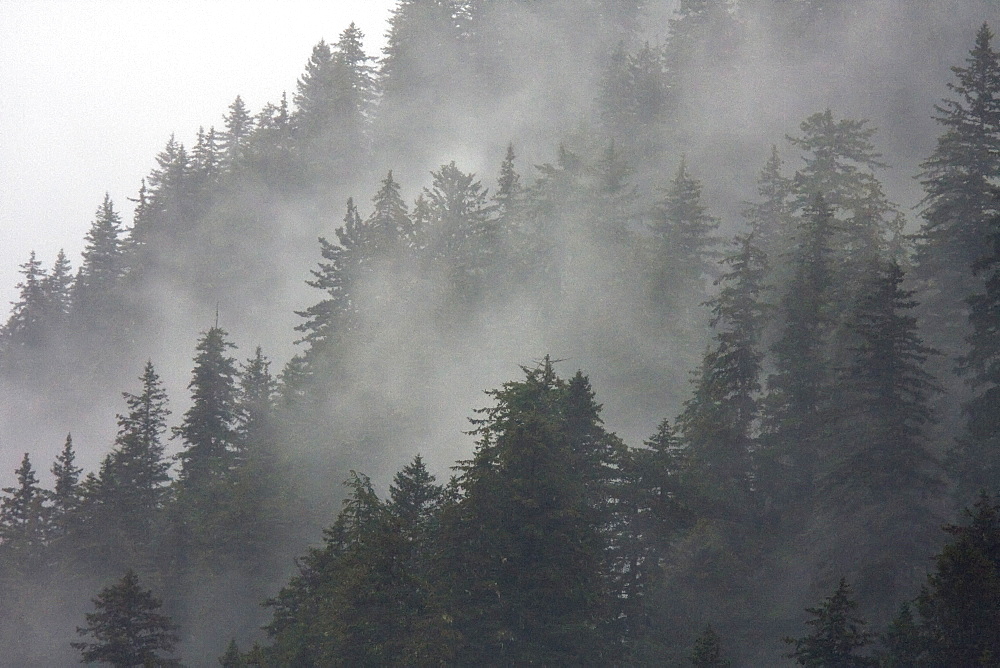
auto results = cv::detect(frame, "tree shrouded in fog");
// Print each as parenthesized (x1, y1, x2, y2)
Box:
(73, 570, 180, 667)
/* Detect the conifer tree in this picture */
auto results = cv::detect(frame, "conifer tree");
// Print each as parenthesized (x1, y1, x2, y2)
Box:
(677, 233, 768, 514)
(784, 579, 875, 667)
(100, 362, 172, 539)
(49, 434, 82, 536)
(818, 260, 942, 606)
(41, 249, 73, 330)
(0, 453, 48, 562)
(366, 170, 414, 255)
(72, 569, 180, 666)
(762, 193, 837, 505)
(955, 188, 1000, 501)
(648, 157, 721, 316)
(221, 95, 254, 171)
(438, 359, 612, 665)
(175, 326, 239, 485)
(913, 494, 1000, 665)
(915, 23, 1000, 364)
(3, 251, 49, 350)
(74, 194, 124, 314)
(691, 625, 731, 668)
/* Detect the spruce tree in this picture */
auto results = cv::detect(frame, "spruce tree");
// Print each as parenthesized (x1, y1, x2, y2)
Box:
(690, 625, 731, 668)
(74, 194, 124, 315)
(648, 157, 721, 317)
(49, 434, 82, 537)
(915, 23, 1000, 367)
(72, 569, 180, 666)
(784, 579, 875, 667)
(174, 327, 239, 485)
(3, 251, 49, 350)
(0, 453, 48, 562)
(914, 494, 1000, 665)
(956, 206, 1000, 501)
(221, 95, 254, 171)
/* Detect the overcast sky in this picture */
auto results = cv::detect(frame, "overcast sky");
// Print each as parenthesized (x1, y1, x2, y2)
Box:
(0, 0, 396, 307)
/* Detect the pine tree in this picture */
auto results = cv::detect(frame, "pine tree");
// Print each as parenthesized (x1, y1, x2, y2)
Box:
(691, 625, 731, 667)
(818, 260, 942, 608)
(221, 95, 254, 172)
(72, 569, 180, 666)
(784, 579, 875, 667)
(915, 23, 1000, 367)
(438, 359, 612, 665)
(74, 193, 124, 314)
(0, 453, 48, 562)
(99, 362, 172, 542)
(174, 327, 239, 485)
(956, 200, 1000, 501)
(366, 170, 414, 255)
(295, 198, 366, 367)
(762, 193, 837, 505)
(913, 494, 1000, 665)
(678, 233, 769, 514)
(421, 161, 497, 303)
(3, 251, 49, 350)
(41, 249, 74, 330)
(49, 434, 82, 536)
(648, 157, 721, 316)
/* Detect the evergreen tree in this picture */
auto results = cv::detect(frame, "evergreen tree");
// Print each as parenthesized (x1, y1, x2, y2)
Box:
(784, 578, 875, 667)
(0, 453, 48, 562)
(438, 358, 612, 665)
(49, 434, 82, 536)
(98, 362, 172, 543)
(915, 23, 1000, 366)
(761, 193, 837, 506)
(956, 203, 1000, 501)
(221, 95, 254, 172)
(648, 157, 721, 316)
(72, 569, 180, 667)
(3, 251, 49, 350)
(677, 233, 768, 514)
(913, 494, 1000, 665)
(74, 193, 124, 314)
(818, 260, 942, 608)
(41, 249, 74, 330)
(366, 170, 414, 255)
(421, 161, 498, 303)
(174, 326, 239, 485)
(691, 625, 731, 668)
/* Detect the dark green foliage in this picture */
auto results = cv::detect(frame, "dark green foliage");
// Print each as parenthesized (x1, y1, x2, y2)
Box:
(438, 358, 615, 665)
(785, 578, 875, 667)
(175, 326, 239, 485)
(691, 625, 731, 667)
(648, 157, 721, 314)
(914, 494, 1000, 665)
(879, 603, 923, 667)
(72, 569, 179, 666)
(956, 204, 1000, 500)
(3, 251, 50, 350)
(915, 23, 1000, 365)
(677, 233, 769, 514)
(0, 453, 48, 563)
(49, 434, 82, 536)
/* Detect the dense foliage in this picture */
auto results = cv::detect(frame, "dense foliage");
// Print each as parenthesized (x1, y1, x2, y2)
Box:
(0, 0, 999, 664)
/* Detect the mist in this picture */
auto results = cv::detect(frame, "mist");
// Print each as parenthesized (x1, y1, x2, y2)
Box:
(0, 0, 998, 665)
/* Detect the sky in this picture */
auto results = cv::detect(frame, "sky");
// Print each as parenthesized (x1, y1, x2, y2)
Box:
(0, 0, 397, 307)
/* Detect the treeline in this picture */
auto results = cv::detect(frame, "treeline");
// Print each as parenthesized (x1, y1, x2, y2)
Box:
(0, 0, 999, 664)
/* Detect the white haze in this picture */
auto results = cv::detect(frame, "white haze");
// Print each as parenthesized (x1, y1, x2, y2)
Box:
(0, 0, 396, 307)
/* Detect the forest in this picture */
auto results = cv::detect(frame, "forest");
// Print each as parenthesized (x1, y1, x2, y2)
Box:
(1, 0, 1000, 665)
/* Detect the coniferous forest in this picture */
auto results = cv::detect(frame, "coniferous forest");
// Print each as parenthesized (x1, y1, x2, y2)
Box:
(4, 0, 1000, 665)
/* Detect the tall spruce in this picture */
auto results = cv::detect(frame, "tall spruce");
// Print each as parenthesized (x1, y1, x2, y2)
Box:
(175, 326, 239, 485)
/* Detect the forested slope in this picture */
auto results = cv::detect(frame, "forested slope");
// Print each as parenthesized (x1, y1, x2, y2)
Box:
(1, 1, 999, 665)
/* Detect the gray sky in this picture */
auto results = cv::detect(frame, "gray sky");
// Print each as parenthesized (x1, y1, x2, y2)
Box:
(0, 0, 396, 307)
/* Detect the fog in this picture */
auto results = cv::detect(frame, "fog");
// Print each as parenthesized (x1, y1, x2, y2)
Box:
(0, 0, 997, 664)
